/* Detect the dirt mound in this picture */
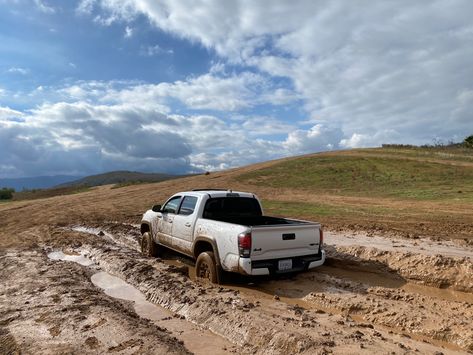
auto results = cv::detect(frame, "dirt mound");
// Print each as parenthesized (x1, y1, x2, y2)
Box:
(326, 244, 473, 292)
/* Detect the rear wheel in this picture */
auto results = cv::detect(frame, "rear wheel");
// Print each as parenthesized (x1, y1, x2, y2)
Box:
(195, 251, 221, 284)
(141, 232, 159, 257)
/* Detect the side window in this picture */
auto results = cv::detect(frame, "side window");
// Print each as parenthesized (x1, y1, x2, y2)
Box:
(178, 196, 198, 216)
(162, 196, 181, 214)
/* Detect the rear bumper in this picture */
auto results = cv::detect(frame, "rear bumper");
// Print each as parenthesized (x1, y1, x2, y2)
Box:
(238, 249, 326, 276)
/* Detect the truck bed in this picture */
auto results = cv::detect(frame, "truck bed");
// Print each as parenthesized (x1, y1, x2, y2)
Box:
(204, 214, 309, 226)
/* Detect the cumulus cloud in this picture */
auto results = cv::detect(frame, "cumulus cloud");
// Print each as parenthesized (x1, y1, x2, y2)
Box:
(3, 1, 473, 177)
(0, 77, 338, 177)
(0, 106, 24, 121)
(82, 0, 473, 145)
(0, 100, 193, 178)
(283, 124, 343, 154)
(100, 72, 269, 111)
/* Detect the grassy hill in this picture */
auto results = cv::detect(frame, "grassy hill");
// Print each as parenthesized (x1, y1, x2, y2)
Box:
(237, 147, 473, 202)
(3, 146, 472, 239)
(232, 145, 473, 239)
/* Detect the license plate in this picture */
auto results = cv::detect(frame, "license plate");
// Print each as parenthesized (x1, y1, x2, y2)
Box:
(278, 259, 292, 271)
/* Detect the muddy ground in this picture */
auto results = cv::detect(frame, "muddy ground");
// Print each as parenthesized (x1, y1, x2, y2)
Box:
(1, 181, 473, 354)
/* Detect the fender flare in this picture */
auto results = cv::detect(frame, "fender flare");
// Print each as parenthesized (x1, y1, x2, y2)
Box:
(192, 236, 221, 266)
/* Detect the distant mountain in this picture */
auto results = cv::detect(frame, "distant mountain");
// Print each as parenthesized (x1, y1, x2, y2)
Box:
(56, 170, 180, 188)
(0, 175, 83, 191)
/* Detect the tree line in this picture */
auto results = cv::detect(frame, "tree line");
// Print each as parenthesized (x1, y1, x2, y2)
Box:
(0, 188, 15, 200)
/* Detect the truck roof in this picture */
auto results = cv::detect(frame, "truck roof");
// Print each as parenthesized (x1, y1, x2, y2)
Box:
(180, 190, 256, 199)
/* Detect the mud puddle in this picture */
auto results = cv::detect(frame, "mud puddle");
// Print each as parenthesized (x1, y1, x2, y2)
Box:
(48, 249, 237, 355)
(70, 225, 140, 251)
(47, 250, 95, 266)
(325, 230, 473, 259)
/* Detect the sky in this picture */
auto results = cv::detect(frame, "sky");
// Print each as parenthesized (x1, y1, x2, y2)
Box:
(0, 0, 472, 178)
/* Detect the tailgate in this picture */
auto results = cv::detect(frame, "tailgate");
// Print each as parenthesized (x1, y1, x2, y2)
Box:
(250, 224, 320, 261)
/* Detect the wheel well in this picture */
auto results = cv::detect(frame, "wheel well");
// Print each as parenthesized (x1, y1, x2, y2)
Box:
(141, 223, 150, 235)
(193, 240, 214, 259)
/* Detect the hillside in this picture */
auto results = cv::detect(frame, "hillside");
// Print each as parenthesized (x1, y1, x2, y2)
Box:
(232, 146, 473, 239)
(237, 146, 473, 202)
(3, 146, 472, 239)
(57, 170, 181, 188)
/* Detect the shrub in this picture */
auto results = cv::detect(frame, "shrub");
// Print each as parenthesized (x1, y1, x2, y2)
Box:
(464, 135, 473, 148)
(0, 187, 15, 200)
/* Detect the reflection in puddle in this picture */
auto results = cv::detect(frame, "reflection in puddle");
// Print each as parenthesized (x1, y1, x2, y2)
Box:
(91, 272, 169, 322)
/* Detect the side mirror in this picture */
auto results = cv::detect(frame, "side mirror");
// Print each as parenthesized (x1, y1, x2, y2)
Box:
(152, 204, 162, 212)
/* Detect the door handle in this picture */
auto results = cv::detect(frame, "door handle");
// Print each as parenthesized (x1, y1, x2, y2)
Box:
(168, 220, 173, 224)
(185, 222, 191, 227)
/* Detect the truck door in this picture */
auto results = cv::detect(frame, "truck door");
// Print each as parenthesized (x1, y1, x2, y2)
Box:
(171, 195, 198, 253)
(158, 196, 181, 246)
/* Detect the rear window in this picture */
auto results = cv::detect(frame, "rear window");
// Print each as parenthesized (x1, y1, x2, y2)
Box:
(203, 197, 262, 219)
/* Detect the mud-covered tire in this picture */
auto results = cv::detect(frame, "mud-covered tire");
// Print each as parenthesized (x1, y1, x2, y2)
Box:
(195, 251, 221, 284)
(141, 232, 159, 257)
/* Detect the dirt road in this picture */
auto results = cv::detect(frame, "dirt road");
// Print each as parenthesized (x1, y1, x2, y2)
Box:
(1, 181, 472, 354)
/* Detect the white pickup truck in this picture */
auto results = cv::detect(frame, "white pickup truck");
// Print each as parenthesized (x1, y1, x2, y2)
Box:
(140, 189, 325, 283)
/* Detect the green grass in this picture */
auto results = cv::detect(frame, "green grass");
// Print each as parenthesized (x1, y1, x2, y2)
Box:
(238, 149, 473, 202)
(372, 146, 473, 163)
(262, 200, 397, 219)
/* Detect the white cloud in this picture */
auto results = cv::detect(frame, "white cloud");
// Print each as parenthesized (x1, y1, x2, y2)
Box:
(83, 0, 473, 145)
(283, 124, 343, 154)
(339, 130, 402, 149)
(34, 0, 55, 14)
(7, 67, 29, 75)
(0, 106, 24, 121)
(0, 100, 193, 178)
(0, 77, 348, 177)
(124, 25, 133, 38)
(139, 44, 173, 56)
(240, 116, 295, 136)
(5, 1, 473, 176)
(101, 72, 267, 111)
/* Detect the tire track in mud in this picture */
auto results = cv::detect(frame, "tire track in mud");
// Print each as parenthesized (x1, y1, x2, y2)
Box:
(72, 223, 473, 353)
(0, 250, 192, 355)
(0, 328, 20, 355)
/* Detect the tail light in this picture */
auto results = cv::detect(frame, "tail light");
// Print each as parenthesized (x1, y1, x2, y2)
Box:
(319, 228, 324, 246)
(238, 232, 252, 258)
